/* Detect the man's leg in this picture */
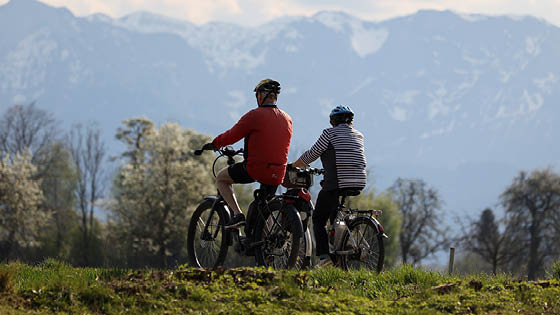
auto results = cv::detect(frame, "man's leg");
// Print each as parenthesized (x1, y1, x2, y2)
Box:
(216, 167, 242, 215)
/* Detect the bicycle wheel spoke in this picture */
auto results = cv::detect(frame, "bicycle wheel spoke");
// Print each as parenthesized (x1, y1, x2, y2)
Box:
(342, 219, 383, 271)
(189, 202, 227, 269)
(260, 210, 293, 268)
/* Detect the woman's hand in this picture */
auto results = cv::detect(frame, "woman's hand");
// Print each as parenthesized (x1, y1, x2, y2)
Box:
(291, 158, 306, 168)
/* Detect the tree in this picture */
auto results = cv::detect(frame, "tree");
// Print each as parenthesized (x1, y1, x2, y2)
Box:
(501, 168, 560, 280)
(462, 208, 520, 274)
(110, 119, 215, 268)
(390, 178, 448, 264)
(67, 123, 106, 266)
(0, 152, 48, 260)
(0, 103, 77, 262)
(0, 103, 58, 177)
(346, 189, 402, 268)
(36, 142, 78, 260)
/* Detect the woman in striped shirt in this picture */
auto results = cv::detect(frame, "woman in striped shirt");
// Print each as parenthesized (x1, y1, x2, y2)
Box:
(291, 105, 367, 267)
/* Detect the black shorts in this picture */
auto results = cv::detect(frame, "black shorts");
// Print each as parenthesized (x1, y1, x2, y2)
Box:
(228, 162, 255, 184)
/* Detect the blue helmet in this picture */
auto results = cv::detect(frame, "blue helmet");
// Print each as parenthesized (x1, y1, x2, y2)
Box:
(329, 105, 354, 118)
(329, 105, 354, 126)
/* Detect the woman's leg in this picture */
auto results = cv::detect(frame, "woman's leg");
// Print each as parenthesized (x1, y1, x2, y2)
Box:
(312, 189, 339, 257)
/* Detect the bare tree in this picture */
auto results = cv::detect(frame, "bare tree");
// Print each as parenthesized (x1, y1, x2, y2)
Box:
(462, 208, 521, 274)
(501, 168, 560, 280)
(0, 103, 58, 177)
(67, 123, 106, 266)
(390, 178, 448, 264)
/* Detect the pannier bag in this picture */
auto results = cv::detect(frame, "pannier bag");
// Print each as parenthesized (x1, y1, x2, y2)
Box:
(282, 166, 313, 188)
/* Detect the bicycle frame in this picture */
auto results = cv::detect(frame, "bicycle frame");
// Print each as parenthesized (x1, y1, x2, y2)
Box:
(198, 186, 303, 256)
(190, 146, 306, 268)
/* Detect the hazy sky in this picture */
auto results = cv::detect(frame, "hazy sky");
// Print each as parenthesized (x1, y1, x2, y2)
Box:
(2, 0, 560, 26)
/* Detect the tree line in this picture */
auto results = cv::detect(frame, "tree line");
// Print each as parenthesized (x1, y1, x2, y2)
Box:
(1, 103, 559, 279)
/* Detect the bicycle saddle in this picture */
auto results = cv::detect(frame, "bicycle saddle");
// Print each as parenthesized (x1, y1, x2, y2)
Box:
(254, 184, 278, 201)
(340, 189, 361, 197)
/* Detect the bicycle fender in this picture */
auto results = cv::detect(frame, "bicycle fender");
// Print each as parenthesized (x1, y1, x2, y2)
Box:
(304, 229, 313, 257)
(282, 204, 304, 238)
(348, 216, 384, 236)
(203, 196, 232, 223)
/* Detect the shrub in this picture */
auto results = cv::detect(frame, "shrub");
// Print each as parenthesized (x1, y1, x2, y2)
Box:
(549, 261, 560, 279)
(0, 263, 18, 293)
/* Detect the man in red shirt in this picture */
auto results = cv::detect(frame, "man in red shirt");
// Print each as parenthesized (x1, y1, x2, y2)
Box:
(205, 79, 292, 228)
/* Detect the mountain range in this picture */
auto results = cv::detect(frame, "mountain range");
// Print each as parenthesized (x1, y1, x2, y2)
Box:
(1, 0, 559, 222)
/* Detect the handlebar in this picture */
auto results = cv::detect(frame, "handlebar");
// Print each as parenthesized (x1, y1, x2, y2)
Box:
(307, 167, 325, 175)
(290, 165, 324, 176)
(194, 145, 243, 157)
(194, 144, 244, 177)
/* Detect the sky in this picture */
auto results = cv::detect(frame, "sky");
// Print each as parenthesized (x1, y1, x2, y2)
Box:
(1, 0, 560, 27)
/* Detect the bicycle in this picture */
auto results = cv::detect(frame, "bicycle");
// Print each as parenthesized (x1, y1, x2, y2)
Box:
(284, 167, 387, 271)
(186, 146, 305, 269)
(327, 189, 387, 271)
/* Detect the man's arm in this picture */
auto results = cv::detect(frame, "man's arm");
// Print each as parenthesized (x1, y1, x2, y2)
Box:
(212, 111, 253, 148)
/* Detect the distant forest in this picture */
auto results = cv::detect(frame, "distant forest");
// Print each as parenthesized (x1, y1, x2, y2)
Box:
(1, 103, 559, 280)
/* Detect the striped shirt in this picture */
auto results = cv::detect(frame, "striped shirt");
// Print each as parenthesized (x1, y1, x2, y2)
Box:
(299, 123, 367, 190)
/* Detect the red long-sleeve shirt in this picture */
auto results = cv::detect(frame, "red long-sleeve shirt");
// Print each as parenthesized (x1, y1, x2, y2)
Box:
(212, 104, 292, 185)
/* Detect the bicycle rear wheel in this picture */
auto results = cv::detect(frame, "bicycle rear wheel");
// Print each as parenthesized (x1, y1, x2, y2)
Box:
(187, 199, 229, 268)
(254, 203, 302, 269)
(340, 216, 384, 272)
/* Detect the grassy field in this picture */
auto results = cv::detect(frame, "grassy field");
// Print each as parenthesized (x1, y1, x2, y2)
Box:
(1, 259, 559, 314)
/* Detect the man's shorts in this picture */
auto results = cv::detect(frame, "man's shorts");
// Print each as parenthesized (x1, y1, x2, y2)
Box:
(228, 162, 255, 184)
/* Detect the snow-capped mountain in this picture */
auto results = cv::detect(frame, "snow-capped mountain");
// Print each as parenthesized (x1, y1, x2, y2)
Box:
(1, 0, 559, 218)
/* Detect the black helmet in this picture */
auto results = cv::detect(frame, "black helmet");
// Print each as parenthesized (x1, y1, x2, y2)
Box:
(329, 105, 354, 126)
(254, 79, 281, 95)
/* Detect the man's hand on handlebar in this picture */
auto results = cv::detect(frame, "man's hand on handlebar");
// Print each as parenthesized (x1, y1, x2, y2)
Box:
(202, 143, 216, 151)
(194, 143, 217, 155)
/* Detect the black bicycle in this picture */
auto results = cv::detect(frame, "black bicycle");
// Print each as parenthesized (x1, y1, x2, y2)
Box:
(328, 189, 387, 271)
(186, 146, 305, 269)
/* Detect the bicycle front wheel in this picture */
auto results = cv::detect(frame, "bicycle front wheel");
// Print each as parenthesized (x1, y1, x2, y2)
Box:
(340, 217, 384, 272)
(187, 199, 229, 268)
(254, 204, 302, 269)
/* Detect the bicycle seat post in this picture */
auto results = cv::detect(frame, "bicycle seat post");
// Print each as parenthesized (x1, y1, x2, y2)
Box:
(339, 194, 347, 210)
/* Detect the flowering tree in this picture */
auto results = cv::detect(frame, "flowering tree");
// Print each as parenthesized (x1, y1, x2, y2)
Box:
(0, 152, 49, 260)
(110, 119, 215, 267)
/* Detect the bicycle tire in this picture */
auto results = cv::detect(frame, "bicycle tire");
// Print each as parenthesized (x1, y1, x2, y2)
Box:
(340, 216, 384, 272)
(187, 199, 229, 268)
(254, 203, 302, 269)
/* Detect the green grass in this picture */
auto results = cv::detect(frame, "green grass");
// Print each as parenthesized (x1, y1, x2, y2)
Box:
(0, 260, 559, 314)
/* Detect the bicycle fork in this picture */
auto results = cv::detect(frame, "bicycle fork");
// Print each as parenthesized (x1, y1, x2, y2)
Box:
(201, 199, 223, 242)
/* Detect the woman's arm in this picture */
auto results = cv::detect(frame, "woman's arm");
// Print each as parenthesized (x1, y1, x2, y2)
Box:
(293, 129, 330, 167)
